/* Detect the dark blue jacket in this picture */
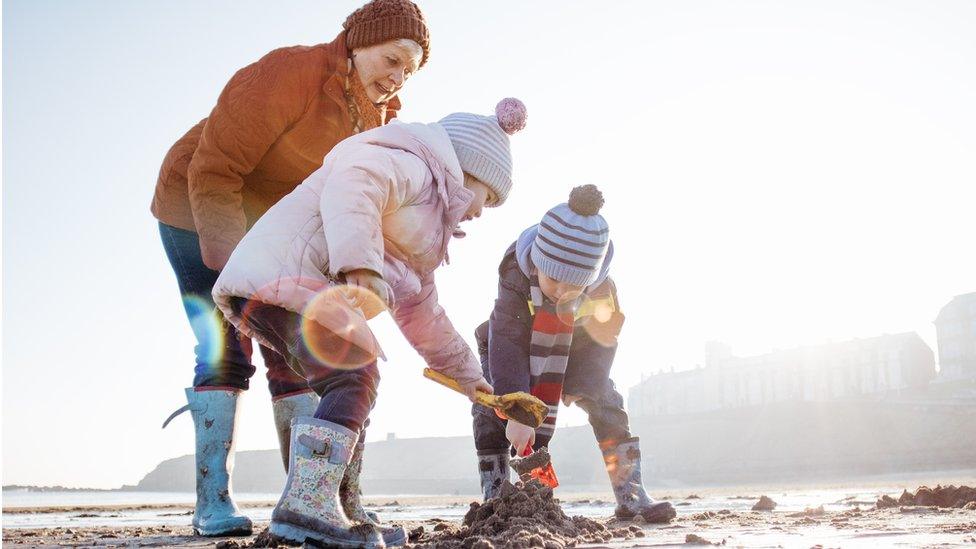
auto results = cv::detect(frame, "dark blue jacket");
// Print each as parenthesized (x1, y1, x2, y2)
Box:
(475, 242, 624, 402)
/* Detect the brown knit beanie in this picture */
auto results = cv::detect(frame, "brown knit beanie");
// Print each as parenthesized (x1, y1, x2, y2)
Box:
(343, 0, 430, 67)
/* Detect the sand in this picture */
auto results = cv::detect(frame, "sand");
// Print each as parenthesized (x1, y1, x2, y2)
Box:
(405, 479, 645, 549)
(5, 485, 976, 548)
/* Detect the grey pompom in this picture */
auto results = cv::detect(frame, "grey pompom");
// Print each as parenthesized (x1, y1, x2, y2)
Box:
(568, 184, 604, 216)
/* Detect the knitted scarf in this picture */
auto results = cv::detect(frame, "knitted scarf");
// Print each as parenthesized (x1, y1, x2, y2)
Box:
(527, 274, 575, 437)
(344, 67, 386, 133)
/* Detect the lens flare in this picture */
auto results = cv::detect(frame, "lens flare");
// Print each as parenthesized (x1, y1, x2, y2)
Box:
(300, 285, 383, 370)
(582, 299, 623, 347)
(555, 291, 587, 327)
(334, 283, 389, 321)
(593, 301, 614, 323)
(182, 295, 226, 365)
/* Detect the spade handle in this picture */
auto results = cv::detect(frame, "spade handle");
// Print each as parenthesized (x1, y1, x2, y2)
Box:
(423, 368, 497, 408)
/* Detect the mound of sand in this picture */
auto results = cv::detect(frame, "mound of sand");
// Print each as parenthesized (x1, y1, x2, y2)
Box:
(751, 496, 777, 511)
(408, 479, 643, 549)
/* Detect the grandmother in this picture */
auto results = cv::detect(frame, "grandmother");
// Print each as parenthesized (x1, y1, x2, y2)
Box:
(151, 0, 430, 538)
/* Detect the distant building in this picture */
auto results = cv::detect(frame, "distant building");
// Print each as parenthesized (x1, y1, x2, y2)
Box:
(934, 292, 976, 381)
(629, 333, 935, 417)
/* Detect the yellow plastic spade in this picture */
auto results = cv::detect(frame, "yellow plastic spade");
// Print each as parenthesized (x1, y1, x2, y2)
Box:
(422, 368, 547, 429)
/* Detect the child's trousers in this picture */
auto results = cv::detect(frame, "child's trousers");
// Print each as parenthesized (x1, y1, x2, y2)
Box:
(229, 297, 379, 432)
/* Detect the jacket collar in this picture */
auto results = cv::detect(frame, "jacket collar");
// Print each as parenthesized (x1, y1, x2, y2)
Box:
(321, 32, 350, 109)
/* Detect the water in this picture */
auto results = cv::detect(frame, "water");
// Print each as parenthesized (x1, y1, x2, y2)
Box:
(2, 490, 275, 508)
(2, 491, 268, 530)
(1, 486, 900, 530)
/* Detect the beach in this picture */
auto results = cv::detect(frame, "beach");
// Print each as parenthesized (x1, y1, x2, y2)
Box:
(5, 478, 975, 548)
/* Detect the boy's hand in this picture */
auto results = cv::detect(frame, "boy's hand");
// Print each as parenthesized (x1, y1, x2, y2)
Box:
(460, 376, 493, 402)
(506, 419, 536, 453)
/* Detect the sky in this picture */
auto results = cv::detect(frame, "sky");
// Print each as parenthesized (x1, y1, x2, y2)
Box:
(3, 0, 975, 489)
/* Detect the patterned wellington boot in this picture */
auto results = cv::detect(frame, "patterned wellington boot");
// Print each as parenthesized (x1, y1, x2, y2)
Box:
(269, 417, 384, 548)
(602, 437, 676, 523)
(477, 449, 511, 501)
(340, 441, 407, 546)
(272, 391, 319, 471)
(165, 388, 253, 536)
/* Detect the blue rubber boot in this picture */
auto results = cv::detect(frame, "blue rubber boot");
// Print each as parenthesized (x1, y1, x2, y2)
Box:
(272, 391, 320, 472)
(186, 388, 253, 536)
(341, 440, 407, 546)
(602, 437, 676, 523)
(477, 449, 511, 501)
(269, 417, 384, 548)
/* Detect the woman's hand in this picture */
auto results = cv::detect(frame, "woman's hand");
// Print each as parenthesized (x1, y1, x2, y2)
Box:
(459, 376, 493, 403)
(506, 419, 536, 454)
(342, 269, 393, 310)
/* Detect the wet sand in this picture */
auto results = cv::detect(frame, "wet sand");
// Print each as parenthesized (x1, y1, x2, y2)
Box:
(5, 484, 976, 548)
(4, 507, 976, 548)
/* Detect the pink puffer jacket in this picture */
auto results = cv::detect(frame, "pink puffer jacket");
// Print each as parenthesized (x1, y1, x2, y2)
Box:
(213, 121, 483, 383)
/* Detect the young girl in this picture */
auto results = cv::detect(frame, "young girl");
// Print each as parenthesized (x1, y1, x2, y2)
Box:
(212, 99, 527, 547)
(471, 185, 676, 523)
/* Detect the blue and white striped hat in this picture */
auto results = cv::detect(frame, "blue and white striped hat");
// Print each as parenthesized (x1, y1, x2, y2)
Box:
(531, 185, 610, 287)
(438, 98, 527, 207)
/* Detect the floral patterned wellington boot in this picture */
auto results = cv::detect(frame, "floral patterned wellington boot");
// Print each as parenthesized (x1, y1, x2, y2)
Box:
(602, 437, 676, 523)
(269, 416, 384, 548)
(272, 391, 320, 471)
(477, 449, 511, 501)
(340, 440, 407, 546)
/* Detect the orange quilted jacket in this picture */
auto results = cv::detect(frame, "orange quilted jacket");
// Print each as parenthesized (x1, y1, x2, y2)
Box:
(150, 31, 400, 270)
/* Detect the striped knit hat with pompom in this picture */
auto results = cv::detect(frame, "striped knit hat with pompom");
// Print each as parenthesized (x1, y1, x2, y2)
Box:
(531, 185, 610, 286)
(438, 98, 527, 207)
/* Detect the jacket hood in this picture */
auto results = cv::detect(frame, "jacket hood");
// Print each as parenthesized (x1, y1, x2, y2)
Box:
(338, 119, 473, 263)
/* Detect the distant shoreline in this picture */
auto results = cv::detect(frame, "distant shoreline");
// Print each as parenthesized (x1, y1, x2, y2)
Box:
(1, 501, 274, 514)
(2, 485, 122, 493)
(1, 494, 487, 514)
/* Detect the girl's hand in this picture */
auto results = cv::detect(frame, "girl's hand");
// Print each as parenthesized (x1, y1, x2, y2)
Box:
(342, 269, 393, 310)
(459, 376, 493, 402)
(505, 419, 536, 454)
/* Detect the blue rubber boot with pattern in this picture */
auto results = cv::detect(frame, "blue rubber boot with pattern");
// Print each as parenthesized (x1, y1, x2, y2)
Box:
(602, 437, 676, 523)
(477, 449, 511, 501)
(185, 388, 253, 536)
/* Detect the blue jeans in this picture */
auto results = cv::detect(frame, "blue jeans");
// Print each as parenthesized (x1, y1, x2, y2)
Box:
(158, 222, 310, 396)
(228, 297, 379, 432)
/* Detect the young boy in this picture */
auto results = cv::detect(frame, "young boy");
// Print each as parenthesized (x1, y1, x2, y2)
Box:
(472, 185, 676, 523)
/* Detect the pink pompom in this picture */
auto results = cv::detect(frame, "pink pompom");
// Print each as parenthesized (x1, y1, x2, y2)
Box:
(495, 97, 527, 135)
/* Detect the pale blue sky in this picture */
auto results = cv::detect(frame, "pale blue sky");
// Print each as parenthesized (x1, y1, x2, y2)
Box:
(4, 0, 975, 488)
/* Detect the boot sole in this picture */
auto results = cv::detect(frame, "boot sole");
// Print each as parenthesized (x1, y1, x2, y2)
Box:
(270, 520, 383, 548)
(192, 521, 253, 537)
(192, 517, 254, 538)
(614, 505, 677, 524)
